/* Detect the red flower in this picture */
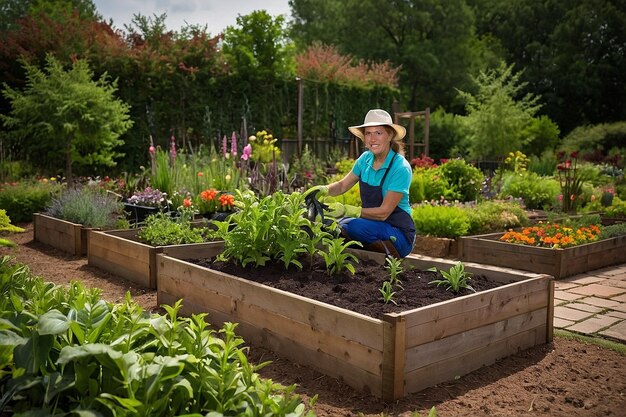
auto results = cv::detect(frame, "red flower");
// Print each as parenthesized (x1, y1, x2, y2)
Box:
(183, 198, 192, 207)
(570, 151, 578, 158)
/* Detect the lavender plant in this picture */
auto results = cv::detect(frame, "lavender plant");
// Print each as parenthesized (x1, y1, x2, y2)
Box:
(45, 186, 125, 228)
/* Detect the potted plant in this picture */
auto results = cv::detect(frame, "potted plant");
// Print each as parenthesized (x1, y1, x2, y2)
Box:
(124, 186, 169, 224)
(34, 185, 126, 255)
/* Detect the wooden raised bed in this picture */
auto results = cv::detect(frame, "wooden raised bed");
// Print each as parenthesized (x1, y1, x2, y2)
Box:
(88, 229, 220, 289)
(459, 232, 626, 279)
(157, 248, 553, 400)
(33, 213, 96, 256)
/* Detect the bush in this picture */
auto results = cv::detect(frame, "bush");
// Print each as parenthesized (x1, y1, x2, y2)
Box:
(412, 204, 470, 238)
(438, 159, 484, 202)
(0, 180, 62, 223)
(466, 201, 529, 235)
(45, 186, 124, 228)
(498, 171, 560, 210)
(559, 122, 626, 168)
(604, 196, 626, 218)
(600, 222, 626, 239)
(409, 168, 452, 203)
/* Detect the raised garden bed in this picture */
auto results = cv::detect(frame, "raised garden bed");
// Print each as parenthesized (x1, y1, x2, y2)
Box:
(156, 247, 553, 400)
(459, 232, 626, 279)
(33, 213, 96, 256)
(88, 228, 220, 289)
(411, 235, 458, 258)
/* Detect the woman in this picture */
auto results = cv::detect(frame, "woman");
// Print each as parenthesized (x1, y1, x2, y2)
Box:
(306, 109, 415, 258)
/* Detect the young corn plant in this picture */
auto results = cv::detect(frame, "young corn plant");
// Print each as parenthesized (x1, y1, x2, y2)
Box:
(384, 256, 404, 288)
(428, 262, 475, 294)
(320, 237, 361, 275)
(379, 280, 397, 305)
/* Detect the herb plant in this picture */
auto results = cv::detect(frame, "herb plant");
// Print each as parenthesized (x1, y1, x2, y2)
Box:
(385, 256, 404, 287)
(428, 262, 475, 294)
(45, 185, 125, 228)
(138, 212, 208, 246)
(379, 280, 397, 305)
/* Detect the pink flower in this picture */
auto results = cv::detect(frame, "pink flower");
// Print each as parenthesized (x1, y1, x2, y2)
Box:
(241, 144, 252, 161)
(231, 131, 238, 156)
(222, 135, 228, 156)
(170, 135, 177, 159)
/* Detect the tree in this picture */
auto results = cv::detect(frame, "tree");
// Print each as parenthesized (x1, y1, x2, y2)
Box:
(457, 62, 541, 161)
(0, 0, 99, 31)
(2, 56, 132, 182)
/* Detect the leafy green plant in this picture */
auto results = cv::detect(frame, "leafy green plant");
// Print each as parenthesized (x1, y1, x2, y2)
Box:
(0, 209, 24, 234)
(379, 281, 397, 305)
(385, 256, 404, 287)
(466, 200, 529, 235)
(498, 171, 561, 210)
(0, 256, 315, 416)
(138, 212, 208, 246)
(412, 204, 470, 238)
(45, 185, 125, 228)
(320, 236, 361, 275)
(428, 263, 475, 294)
(438, 159, 484, 202)
(0, 179, 62, 223)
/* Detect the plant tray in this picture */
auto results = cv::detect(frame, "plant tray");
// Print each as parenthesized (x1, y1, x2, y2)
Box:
(88, 229, 221, 289)
(157, 247, 553, 400)
(33, 213, 96, 256)
(459, 232, 626, 279)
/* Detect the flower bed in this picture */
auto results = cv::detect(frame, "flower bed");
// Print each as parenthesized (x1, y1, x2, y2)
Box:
(156, 247, 553, 400)
(459, 232, 626, 279)
(33, 213, 96, 256)
(88, 228, 220, 289)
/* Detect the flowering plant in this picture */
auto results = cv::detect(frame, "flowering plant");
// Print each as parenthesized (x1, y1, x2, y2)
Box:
(195, 189, 236, 215)
(556, 151, 584, 213)
(127, 187, 169, 208)
(177, 198, 196, 224)
(249, 130, 281, 164)
(500, 222, 602, 249)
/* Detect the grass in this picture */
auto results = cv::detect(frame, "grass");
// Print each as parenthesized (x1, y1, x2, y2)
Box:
(555, 329, 626, 355)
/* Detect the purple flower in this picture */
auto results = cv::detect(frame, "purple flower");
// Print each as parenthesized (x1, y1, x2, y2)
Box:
(170, 135, 177, 159)
(222, 135, 228, 156)
(231, 131, 238, 156)
(241, 144, 252, 161)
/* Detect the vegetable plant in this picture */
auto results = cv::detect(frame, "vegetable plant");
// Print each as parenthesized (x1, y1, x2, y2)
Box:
(379, 280, 397, 305)
(138, 211, 209, 246)
(385, 256, 404, 287)
(428, 262, 475, 294)
(320, 236, 362, 275)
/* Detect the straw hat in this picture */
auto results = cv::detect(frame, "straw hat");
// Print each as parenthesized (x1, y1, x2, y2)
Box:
(348, 109, 406, 141)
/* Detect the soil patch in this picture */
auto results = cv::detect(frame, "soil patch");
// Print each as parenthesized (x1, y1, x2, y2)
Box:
(2, 223, 626, 417)
(199, 256, 507, 318)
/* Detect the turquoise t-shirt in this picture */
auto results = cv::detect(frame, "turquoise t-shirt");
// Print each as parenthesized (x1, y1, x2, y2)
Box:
(352, 150, 412, 216)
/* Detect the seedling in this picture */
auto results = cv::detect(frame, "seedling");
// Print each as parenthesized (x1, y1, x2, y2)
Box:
(379, 281, 397, 305)
(428, 262, 475, 294)
(384, 256, 404, 288)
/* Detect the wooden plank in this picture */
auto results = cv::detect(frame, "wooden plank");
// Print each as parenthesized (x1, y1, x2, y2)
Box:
(157, 256, 384, 349)
(159, 288, 385, 397)
(89, 231, 152, 259)
(405, 308, 547, 372)
(162, 241, 224, 260)
(34, 213, 83, 255)
(405, 286, 549, 347)
(547, 280, 554, 342)
(404, 327, 542, 395)
(381, 314, 405, 401)
(403, 276, 550, 328)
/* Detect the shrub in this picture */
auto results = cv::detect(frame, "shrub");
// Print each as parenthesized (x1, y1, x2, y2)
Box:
(0, 209, 24, 234)
(466, 201, 529, 235)
(412, 204, 470, 238)
(0, 179, 62, 223)
(410, 168, 453, 203)
(498, 171, 560, 210)
(559, 122, 626, 168)
(438, 159, 484, 202)
(600, 222, 626, 239)
(45, 186, 125, 228)
(604, 196, 626, 218)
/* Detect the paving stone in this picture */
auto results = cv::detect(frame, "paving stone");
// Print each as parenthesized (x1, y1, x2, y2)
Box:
(567, 283, 625, 297)
(599, 320, 626, 343)
(606, 311, 626, 320)
(554, 306, 594, 321)
(610, 293, 626, 303)
(577, 296, 621, 309)
(553, 317, 575, 329)
(565, 302, 604, 313)
(554, 290, 585, 302)
(567, 315, 622, 335)
(554, 282, 579, 290)
(562, 276, 605, 285)
(605, 279, 626, 289)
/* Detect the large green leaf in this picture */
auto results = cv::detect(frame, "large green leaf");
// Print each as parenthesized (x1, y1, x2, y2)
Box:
(38, 309, 69, 335)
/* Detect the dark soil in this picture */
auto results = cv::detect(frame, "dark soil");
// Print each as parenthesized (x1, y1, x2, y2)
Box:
(200, 256, 508, 318)
(2, 223, 626, 417)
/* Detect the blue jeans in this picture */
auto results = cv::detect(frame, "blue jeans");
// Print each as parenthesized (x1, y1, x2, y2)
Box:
(339, 218, 414, 257)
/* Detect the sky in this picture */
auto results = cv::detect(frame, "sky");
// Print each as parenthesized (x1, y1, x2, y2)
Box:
(93, 0, 292, 35)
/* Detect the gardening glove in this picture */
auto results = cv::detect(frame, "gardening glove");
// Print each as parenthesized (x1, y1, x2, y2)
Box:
(303, 185, 329, 201)
(326, 202, 361, 218)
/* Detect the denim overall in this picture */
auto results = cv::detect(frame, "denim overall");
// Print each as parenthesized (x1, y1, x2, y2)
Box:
(340, 153, 416, 257)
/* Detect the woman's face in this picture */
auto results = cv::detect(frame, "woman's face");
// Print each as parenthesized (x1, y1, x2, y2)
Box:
(364, 126, 391, 157)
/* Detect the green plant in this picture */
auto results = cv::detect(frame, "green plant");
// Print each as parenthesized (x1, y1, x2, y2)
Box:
(438, 159, 484, 202)
(385, 256, 404, 287)
(0, 256, 315, 416)
(466, 200, 529, 235)
(498, 171, 561, 210)
(0, 209, 24, 234)
(599, 222, 626, 240)
(0, 179, 62, 223)
(410, 168, 453, 203)
(138, 212, 208, 246)
(556, 151, 585, 213)
(379, 280, 397, 305)
(320, 236, 361, 275)
(428, 263, 475, 294)
(45, 185, 125, 228)
(412, 204, 470, 238)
